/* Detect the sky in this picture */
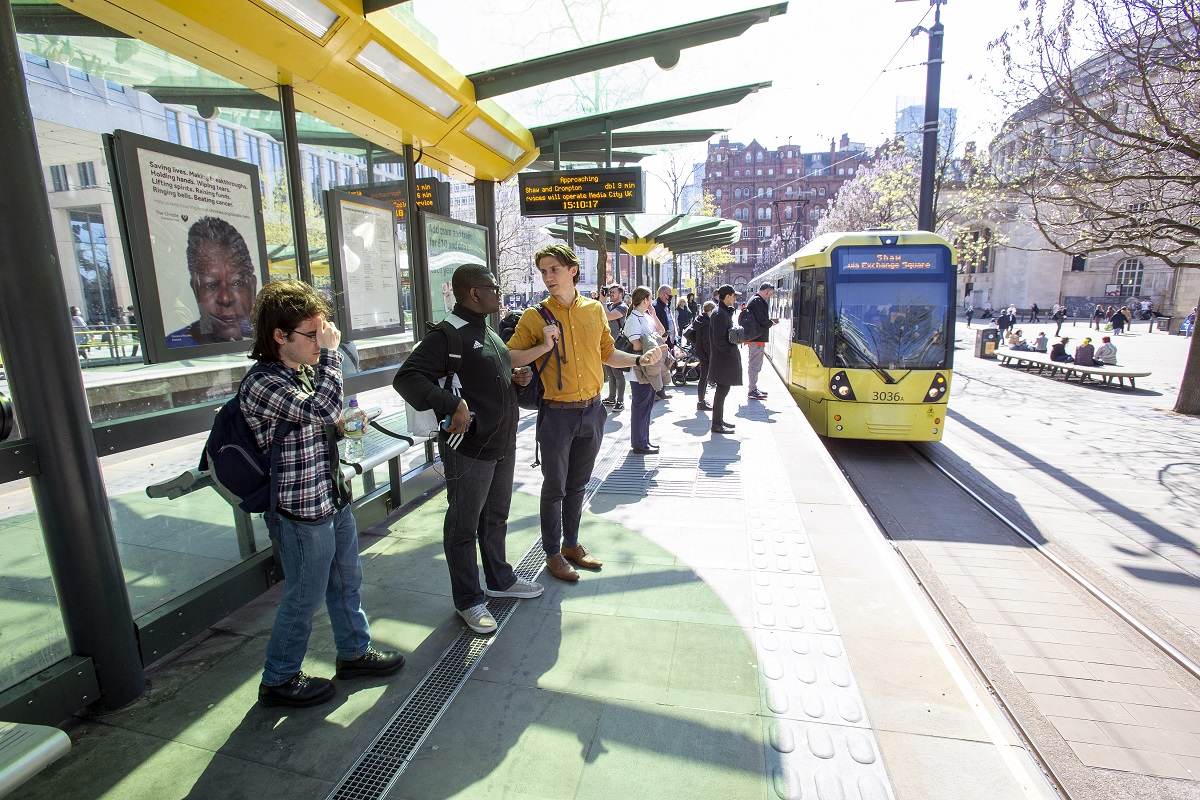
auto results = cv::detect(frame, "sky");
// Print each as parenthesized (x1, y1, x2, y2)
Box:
(404, 0, 1034, 209)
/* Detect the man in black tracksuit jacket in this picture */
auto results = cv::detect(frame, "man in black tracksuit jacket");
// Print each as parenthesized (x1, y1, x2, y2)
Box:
(393, 264, 543, 636)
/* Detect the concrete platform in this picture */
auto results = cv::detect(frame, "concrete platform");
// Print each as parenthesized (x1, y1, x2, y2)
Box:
(11, 362, 1054, 800)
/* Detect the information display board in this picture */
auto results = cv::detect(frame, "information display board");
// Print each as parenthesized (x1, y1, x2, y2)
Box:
(325, 191, 405, 340)
(834, 245, 946, 275)
(341, 177, 449, 220)
(421, 213, 489, 327)
(518, 167, 645, 217)
(105, 129, 269, 364)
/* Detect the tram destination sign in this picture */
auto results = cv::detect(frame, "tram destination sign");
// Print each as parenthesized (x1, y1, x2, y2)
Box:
(836, 245, 946, 274)
(518, 167, 645, 217)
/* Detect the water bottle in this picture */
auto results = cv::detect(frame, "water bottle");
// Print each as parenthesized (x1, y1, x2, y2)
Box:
(341, 398, 366, 461)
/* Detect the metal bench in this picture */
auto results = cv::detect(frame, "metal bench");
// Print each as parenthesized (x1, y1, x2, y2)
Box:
(0, 721, 70, 797)
(995, 347, 1151, 389)
(146, 408, 422, 557)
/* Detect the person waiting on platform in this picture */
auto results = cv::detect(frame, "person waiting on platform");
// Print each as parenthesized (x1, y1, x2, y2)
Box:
(623, 286, 665, 455)
(1074, 337, 1096, 366)
(1094, 336, 1118, 366)
(1050, 337, 1074, 363)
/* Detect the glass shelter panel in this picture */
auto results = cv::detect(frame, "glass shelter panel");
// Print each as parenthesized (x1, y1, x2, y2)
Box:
(0, 496, 71, 691)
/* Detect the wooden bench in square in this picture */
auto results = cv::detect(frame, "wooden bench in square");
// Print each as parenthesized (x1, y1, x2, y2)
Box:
(995, 347, 1151, 389)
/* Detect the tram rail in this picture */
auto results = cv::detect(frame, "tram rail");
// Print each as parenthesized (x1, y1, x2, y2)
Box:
(828, 438, 1200, 800)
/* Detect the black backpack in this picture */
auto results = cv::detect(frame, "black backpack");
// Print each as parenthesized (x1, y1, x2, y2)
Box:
(200, 363, 295, 514)
(738, 306, 763, 341)
(498, 311, 521, 343)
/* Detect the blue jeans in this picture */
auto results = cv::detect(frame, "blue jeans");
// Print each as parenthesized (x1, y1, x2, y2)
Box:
(536, 402, 605, 555)
(630, 381, 654, 448)
(262, 505, 371, 685)
(440, 445, 517, 610)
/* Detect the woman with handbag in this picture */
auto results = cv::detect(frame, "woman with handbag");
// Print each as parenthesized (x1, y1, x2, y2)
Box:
(624, 286, 664, 454)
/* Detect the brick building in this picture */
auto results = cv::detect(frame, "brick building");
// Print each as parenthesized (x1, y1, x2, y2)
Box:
(701, 133, 871, 289)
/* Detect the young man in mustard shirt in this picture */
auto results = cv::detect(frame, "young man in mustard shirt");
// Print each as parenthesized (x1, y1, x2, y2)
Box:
(507, 244, 662, 581)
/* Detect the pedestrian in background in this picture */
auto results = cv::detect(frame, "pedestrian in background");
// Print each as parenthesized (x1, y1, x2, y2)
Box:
(745, 282, 776, 401)
(707, 285, 742, 435)
(601, 284, 629, 412)
(692, 301, 714, 411)
(624, 286, 663, 455)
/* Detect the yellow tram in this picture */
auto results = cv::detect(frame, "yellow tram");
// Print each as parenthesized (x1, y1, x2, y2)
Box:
(751, 230, 955, 441)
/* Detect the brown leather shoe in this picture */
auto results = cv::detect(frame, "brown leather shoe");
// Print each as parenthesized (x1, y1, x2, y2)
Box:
(561, 543, 603, 570)
(545, 553, 579, 582)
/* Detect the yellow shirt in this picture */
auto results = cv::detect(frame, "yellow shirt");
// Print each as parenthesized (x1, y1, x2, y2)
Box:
(507, 290, 615, 402)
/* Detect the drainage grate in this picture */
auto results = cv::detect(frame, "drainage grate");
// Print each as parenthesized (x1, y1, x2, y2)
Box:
(327, 441, 626, 800)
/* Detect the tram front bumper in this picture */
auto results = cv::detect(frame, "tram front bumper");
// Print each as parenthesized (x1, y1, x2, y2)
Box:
(823, 400, 947, 441)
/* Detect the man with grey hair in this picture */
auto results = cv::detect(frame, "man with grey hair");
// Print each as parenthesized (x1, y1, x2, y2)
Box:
(745, 282, 776, 400)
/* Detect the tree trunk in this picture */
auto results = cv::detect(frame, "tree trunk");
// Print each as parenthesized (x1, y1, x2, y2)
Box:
(1174, 292, 1200, 415)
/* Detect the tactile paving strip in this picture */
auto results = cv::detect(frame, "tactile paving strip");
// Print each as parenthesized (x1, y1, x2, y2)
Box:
(747, 469, 896, 800)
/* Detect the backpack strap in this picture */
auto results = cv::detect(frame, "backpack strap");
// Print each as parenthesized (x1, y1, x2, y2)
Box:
(534, 303, 564, 390)
(236, 362, 295, 515)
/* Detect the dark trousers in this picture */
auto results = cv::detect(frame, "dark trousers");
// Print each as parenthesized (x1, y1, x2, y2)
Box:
(440, 445, 517, 610)
(712, 384, 731, 427)
(1055, 321, 1064, 335)
(536, 402, 605, 555)
(630, 381, 654, 448)
(697, 359, 710, 403)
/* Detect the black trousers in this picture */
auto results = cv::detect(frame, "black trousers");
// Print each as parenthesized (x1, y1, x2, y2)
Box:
(697, 358, 710, 404)
(712, 384, 731, 427)
(535, 403, 605, 555)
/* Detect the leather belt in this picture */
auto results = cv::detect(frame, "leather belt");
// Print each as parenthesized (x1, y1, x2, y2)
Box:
(543, 396, 600, 410)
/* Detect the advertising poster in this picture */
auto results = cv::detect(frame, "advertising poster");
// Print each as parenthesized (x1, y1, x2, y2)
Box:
(140, 150, 263, 349)
(106, 130, 268, 363)
(327, 192, 403, 339)
(422, 213, 489, 327)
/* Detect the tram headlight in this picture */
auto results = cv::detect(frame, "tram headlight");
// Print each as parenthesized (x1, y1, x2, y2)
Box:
(923, 372, 948, 403)
(829, 371, 857, 401)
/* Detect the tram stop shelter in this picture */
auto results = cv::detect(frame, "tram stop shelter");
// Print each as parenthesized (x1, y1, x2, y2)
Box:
(546, 213, 743, 290)
(0, 0, 787, 757)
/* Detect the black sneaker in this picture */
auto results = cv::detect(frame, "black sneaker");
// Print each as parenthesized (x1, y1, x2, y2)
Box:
(258, 671, 336, 708)
(612, 402, 625, 411)
(336, 646, 406, 679)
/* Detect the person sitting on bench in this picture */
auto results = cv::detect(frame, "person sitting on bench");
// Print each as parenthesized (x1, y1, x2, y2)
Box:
(1094, 336, 1118, 366)
(1050, 337, 1073, 363)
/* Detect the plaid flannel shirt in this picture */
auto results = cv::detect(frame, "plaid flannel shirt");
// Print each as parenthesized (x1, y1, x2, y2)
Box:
(240, 349, 343, 520)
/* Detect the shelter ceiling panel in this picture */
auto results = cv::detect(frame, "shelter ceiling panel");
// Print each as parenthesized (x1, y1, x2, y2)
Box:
(61, 0, 537, 182)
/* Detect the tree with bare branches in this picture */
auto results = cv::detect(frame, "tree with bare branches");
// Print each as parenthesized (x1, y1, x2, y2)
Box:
(990, 0, 1200, 412)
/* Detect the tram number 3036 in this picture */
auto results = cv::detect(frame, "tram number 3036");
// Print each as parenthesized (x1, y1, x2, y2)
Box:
(872, 391, 903, 402)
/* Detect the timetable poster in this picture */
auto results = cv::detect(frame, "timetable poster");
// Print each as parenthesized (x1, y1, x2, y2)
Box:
(335, 195, 402, 333)
(422, 213, 489, 327)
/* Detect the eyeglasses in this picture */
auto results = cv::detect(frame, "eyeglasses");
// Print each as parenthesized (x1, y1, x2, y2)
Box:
(474, 284, 501, 292)
(290, 329, 319, 342)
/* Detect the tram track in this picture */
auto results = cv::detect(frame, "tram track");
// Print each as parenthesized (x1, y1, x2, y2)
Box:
(827, 438, 1200, 800)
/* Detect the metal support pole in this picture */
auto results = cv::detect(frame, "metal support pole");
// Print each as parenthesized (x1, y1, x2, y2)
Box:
(404, 144, 431, 336)
(917, 2, 944, 232)
(365, 146, 375, 186)
(0, 1, 144, 708)
(279, 85, 312, 283)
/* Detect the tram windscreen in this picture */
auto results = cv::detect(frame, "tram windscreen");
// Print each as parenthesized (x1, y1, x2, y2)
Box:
(833, 282, 949, 370)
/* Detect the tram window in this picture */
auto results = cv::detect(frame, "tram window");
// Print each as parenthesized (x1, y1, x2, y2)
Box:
(813, 282, 827, 361)
(796, 284, 813, 345)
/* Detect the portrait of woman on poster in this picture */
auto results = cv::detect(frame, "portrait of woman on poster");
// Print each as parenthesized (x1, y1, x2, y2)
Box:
(165, 216, 257, 348)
